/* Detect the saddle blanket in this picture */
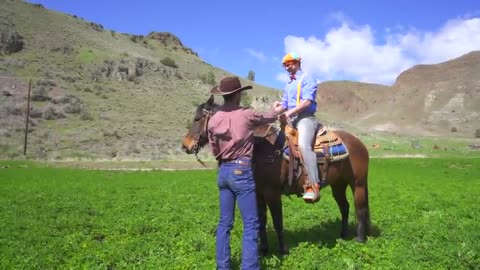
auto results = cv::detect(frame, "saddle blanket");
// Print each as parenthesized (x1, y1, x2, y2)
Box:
(283, 142, 347, 159)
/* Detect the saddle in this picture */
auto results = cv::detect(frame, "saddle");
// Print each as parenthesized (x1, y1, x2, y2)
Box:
(282, 123, 349, 189)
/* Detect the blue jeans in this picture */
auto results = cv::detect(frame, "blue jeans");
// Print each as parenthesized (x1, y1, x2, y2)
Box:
(216, 157, 260, 270)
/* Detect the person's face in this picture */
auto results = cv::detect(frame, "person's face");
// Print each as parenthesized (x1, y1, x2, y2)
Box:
(283, 61, 300, 74)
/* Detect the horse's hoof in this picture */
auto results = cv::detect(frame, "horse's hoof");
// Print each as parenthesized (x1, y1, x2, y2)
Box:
(279, 246, 289, 255)
(355, 236, 367, 243)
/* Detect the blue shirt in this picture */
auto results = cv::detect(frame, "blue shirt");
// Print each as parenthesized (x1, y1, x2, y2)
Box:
(280, 70, 317, 113)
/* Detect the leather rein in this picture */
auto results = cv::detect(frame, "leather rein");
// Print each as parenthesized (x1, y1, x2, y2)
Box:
(192, 108, 213, 166)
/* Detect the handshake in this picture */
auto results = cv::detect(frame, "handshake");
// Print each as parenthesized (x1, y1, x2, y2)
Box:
(273, 101, 283, 111)
(272, 101, 289, 121)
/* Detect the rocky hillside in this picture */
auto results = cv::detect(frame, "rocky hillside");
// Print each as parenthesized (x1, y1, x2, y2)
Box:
(0, 1, 478, 161)
(315, 51, 480, 138)
(0, 0, 280, 160)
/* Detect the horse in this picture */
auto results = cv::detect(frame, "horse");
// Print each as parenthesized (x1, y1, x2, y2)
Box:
(181, 95, 371, 255)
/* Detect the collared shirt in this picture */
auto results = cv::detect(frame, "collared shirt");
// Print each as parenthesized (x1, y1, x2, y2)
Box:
(280, 70, 317, 113)
(207, 104, 279, 160)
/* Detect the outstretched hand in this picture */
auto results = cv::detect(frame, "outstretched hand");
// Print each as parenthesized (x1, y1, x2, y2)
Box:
(277, 113, 287, 124)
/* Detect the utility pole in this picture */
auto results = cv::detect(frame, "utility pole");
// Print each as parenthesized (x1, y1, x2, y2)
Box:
(23, 78, 32, 156)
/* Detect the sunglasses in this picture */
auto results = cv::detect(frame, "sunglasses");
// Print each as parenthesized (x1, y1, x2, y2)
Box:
(283, 62, 297, 68)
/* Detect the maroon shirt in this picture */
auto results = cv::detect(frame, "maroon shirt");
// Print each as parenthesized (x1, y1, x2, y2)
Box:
(207, 104, 279, 160)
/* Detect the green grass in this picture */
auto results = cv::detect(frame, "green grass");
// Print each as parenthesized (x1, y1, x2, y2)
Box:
(0, 158, 479, 269)
(357, 132, 480, 158)
(75, 48, 98, 64)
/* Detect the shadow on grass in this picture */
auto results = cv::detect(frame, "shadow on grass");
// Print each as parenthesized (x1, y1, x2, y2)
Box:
(226, 220, 382, 269)
(258, 219, 382, 267)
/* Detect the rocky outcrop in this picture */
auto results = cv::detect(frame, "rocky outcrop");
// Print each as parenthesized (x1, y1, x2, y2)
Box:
(91, 57, 158, 82)
(42, 105, 66, 120)
(90, 22, 104, 32)
(147, 32, 198, 57)
(0, 31, 24, 55)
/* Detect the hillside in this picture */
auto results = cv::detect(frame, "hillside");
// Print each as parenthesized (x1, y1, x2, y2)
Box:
(0, 1, 478, 161)
(315, 51, 480, 138)
(0, 1, 281, 160)
(363, 51, 480, 137)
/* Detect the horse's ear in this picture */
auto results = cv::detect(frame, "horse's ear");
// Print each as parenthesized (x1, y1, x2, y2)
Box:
(207, 95, 214, 105)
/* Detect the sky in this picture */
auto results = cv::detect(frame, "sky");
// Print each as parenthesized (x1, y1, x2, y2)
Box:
(29, 0, 480, 89)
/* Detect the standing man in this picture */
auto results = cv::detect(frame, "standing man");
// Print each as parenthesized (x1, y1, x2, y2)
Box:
(207, 76, 280, 270)
(273, 52, 321, 203)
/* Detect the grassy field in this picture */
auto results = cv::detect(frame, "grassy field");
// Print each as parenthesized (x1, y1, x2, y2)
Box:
(0, 158, 479, 269)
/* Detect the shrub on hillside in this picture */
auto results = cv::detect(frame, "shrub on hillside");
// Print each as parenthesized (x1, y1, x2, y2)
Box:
(80, 108, 93, 121)
(475, 129, 480, 138)
(42, 106, 66, 120)
(451, 126, 457, 132)
(160, 57, 178, 68)
(31, 86, 50, 101)
(130, 35, 144, 43)
(199, 71, 215, 86)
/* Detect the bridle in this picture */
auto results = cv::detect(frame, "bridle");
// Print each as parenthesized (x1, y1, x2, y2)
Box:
(190, 105, 285, 166)
(192, 107, 214, 166)
(255, 122, 286, 164)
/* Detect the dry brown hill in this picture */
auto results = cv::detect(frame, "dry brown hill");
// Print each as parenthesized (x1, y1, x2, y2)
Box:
(317, 51, 480, 138)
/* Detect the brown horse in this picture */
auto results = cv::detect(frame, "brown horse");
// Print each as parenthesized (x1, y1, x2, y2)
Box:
(181, 95, 371, 255)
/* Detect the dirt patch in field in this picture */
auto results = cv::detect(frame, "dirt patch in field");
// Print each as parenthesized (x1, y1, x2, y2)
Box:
(45, 160, 218, 170)
(371, 154, 427, 158)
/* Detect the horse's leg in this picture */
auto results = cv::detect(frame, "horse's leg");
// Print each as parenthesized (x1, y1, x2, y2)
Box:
(266, 192, 289, 255)
(256, 193, 269, 255)
(353, 177, 369, 243)
(331, 182, 350, 239)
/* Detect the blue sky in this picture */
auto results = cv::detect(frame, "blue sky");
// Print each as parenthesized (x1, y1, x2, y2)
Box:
(29, 0, 480, 89)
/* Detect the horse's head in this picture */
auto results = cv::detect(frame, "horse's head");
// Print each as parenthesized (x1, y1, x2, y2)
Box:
(182, 95, 216, 155)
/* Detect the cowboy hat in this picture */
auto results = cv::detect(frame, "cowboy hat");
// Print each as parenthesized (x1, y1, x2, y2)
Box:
(210, 76, 253, 96)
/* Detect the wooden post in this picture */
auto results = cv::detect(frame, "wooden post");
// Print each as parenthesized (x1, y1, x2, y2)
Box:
(23, 78, 32, 156)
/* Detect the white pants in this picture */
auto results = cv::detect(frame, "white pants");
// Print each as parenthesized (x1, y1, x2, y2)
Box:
(292, 114, 320, 184)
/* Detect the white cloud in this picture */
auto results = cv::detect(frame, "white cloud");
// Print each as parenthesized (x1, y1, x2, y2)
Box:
(276, 73, 290, 83)
(279, 16, 480, 85)
(246, 48, 267, 62)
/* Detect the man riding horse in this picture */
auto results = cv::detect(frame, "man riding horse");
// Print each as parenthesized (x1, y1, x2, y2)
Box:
(273, 52, 323, 203)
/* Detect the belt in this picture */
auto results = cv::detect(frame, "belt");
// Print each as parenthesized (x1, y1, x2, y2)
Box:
(220, 158, 251, 166)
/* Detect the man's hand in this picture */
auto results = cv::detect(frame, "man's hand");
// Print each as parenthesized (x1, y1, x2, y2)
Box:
(273, 101, 286, 113)
(278, 113, 287, 124)
(284, 110, 293, 119)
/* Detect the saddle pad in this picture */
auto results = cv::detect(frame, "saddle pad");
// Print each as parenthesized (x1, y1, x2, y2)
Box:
(284, 142, 347, 158)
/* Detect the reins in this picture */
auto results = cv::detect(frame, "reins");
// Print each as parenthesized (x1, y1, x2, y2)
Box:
(192, 108, 214, 166)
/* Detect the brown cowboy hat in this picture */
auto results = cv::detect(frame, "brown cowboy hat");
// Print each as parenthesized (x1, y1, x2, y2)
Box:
(210, 76, 252, 96)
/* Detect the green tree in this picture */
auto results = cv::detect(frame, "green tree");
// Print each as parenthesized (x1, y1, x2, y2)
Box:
(247, 70, 255, 81)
